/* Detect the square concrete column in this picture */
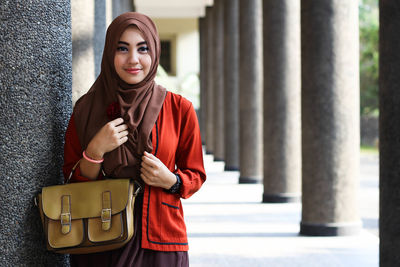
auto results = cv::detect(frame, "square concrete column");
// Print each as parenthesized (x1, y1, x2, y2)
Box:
(300, 0, 361, 235)
(0, 1, 72, 265)
(262, 0, 301, 203)
(238, 0, 263, 183)
(205, 6, 215, 155)
(223, 0, 240, 171)
(379, 0, 400, 265)
(212, 0, 225, 162)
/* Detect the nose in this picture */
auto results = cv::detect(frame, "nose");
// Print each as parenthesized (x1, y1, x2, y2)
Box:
(127, 50, 139, 64)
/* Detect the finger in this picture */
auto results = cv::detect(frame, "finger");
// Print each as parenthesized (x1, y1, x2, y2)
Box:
(141, 154, 156, 166)
(141, 160, 154, 171)
(140, 173, 151, 185)
(140, 167, 153, 178)
(118, 136, 128, 145)
(117, 130, 129, 139)
(144, 151, 158, 160)
(110, 117, 124, 126)
(142, 152, 160, 165)
(115, 123, 129, 133)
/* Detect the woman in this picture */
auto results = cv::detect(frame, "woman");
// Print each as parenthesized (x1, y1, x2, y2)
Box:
(63, 12, 206, 266)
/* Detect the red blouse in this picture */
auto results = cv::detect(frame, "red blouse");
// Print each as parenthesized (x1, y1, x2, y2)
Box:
(63, 92, 206, 251)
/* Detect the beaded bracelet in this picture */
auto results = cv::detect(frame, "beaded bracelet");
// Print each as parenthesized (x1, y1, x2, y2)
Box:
(82, 150, 104, 164)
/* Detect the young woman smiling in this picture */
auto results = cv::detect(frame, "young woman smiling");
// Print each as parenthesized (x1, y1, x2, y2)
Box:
(63, 12, 206, 267)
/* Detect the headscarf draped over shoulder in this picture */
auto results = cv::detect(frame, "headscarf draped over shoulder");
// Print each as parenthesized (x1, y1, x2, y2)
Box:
(73, 12, 166, 179)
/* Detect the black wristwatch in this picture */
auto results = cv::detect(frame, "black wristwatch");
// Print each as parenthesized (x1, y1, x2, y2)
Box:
(166, 174, 182, 194)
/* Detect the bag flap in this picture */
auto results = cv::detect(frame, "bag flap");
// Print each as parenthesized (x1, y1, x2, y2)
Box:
(41, 179, 131, 220)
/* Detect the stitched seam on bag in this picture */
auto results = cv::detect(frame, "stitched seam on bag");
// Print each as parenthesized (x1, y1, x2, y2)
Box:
(161, 202, 179, 209)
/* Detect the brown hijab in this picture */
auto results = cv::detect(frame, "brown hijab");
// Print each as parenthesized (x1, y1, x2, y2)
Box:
(73, 12, 166, 179)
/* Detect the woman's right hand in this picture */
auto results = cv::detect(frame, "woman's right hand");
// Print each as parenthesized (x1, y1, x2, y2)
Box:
(85, 118, 129, 160)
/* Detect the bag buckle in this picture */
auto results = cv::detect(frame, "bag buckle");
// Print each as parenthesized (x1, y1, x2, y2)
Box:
(61, 195, 71, 234)
(61, 212, 71, 224)
(60, 212, 71, 234)
(101, 191, 112, 231)
(101, 208, 112, 222)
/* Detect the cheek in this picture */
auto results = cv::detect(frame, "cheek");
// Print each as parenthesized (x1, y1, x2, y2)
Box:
(143, 55, 152, 71)
(114, 56, 122, 70)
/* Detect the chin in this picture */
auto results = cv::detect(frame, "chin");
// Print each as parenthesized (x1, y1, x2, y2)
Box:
(123, 77, 144, 85)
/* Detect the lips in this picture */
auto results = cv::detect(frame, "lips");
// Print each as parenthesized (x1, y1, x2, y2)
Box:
(125, 67, 142, 74)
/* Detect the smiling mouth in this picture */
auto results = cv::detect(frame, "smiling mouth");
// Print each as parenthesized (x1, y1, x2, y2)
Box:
(126, 68, 141, 74)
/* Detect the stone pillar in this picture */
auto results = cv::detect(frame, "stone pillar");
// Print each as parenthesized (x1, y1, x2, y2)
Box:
(94, 0, 107, 77)
(300, 0, 361, 235)
(72, 0, 95, 104)
(205, 6, 215, 155)
(0, 1, 72, 265)
(213, 0, 225, 162)
(239, 0, 263, 183)
(262, 0, 301, 202)
(199, 16, 207, 144)
(223, 0, 240, 171)
(380, 0, 400, 264)
(112, 0, 134, 19)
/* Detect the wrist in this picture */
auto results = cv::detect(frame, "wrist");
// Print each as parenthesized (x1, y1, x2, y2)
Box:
(166, 174, 182, 194)
(83, 150, 104, 164)
(86, 144, 104, 160)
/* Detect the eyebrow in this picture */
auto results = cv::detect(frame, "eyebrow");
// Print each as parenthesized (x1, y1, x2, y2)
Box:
(117, 41, 148, 46)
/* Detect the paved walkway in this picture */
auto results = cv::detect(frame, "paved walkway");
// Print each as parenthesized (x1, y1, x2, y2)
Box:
(183, 152, 379, 267)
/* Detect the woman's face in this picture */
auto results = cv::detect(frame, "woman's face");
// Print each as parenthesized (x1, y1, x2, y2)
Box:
(114, 26, 152, 85)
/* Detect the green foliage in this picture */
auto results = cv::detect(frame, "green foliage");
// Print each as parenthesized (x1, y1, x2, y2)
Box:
(359, 0, 379, 115)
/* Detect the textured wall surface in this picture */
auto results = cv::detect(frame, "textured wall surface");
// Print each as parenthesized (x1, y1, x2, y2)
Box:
(0, 1, 72, 265)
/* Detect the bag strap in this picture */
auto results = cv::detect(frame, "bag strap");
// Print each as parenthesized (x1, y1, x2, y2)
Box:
(65, 159, 83, 184)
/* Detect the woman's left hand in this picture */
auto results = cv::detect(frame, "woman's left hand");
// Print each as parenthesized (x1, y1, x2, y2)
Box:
(140, 151, 177, 189)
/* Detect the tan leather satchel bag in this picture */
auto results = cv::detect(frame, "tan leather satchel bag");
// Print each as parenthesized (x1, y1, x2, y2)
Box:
(35, 162, 140, 254)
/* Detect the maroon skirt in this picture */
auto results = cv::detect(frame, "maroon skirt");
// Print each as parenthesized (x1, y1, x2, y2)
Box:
(70, 194, 189, 267)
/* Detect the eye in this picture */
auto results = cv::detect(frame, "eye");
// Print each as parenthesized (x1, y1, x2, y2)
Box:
(138, 46, 149, 53)
(117, 46, 128, 52)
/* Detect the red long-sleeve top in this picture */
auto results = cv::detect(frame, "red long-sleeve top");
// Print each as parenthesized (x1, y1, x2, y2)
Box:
(63, 92, 206, 251)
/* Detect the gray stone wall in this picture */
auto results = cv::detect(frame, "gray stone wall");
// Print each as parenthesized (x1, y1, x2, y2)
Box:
(0, 1, 72, 265)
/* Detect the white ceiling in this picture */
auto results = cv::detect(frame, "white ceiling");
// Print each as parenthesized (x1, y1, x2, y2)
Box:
(135, 0, 213, 18)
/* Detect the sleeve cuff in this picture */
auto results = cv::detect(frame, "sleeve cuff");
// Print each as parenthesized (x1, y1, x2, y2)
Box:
(165, 174, 182, 194)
